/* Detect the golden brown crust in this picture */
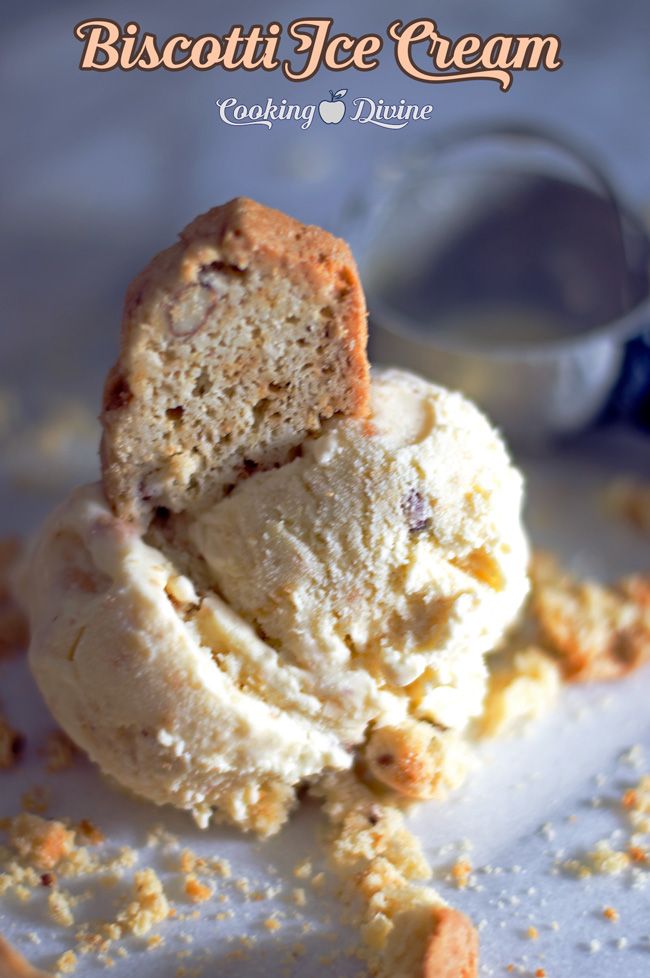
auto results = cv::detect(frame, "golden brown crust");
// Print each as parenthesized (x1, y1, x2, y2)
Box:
(179, 197, 370, 419)
(100, 197, 369, 524)
(423, 907, 479, 978)
(0, 935, 50, 978)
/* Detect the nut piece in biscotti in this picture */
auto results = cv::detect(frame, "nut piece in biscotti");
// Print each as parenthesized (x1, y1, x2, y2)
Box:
(100, 197, 370, 525)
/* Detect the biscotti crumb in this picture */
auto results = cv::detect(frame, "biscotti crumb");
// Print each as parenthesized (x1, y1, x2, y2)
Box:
(292, 887, 307, 907)
(628, 844, 649, 864)
(8, 814, 75, 870)
(178, 849, 196, 874)
(588, 842, 630, 876)
(14, 883, 31, 902)
(451, 859, 473, 889)
(210, 857, 231, 879)
(146, 824, 179, 850)
(176, 847, 231, 882)
(48, 888, 75, 927)
(554, 772, 650, 892)
(183, 875, 213, 904)
(363, 718, 471, 800)
(76, 819, 104, 846)
(55, 949, 78, 974)
(622, 788, 638, 809)
(116, 868, 169, 936)
(293, 859, 312, 880)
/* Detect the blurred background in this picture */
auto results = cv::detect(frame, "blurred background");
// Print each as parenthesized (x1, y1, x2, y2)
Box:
(1, 0, 650, 533)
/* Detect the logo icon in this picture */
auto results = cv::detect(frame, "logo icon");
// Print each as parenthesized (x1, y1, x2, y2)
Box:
(318, 89, 347, 124)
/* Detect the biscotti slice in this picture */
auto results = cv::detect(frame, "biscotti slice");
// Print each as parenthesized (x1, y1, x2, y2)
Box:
(100, 197, 369, 525)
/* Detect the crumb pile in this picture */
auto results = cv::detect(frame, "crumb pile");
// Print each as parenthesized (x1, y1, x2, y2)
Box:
(0, 811, 167, 974)
(557, 762, 650, 881)
(318, 772, 477, 978)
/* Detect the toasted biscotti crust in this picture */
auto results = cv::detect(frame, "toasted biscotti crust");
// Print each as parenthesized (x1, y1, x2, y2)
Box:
(100, 197, 369, 524)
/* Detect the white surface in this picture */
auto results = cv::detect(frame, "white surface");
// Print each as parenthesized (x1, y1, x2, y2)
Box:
(1, 428, 649, 977)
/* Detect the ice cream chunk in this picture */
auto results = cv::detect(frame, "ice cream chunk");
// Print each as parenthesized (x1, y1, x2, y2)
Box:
(23, 370, 528, 835)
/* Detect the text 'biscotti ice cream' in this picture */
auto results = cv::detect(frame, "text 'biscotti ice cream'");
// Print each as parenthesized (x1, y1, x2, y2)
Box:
(24, 368, 528, 835)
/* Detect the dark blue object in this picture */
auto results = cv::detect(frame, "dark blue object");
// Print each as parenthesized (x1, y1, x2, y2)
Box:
(602, 331, 650, 431)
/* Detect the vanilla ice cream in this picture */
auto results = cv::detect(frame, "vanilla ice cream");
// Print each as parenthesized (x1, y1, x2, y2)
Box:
(24, 370, 528, 835)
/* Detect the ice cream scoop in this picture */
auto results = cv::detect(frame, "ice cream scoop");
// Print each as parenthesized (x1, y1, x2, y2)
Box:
(23, 370, 528, 835)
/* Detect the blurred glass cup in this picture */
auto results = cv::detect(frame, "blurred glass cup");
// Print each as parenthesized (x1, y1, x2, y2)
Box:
(347, 124, 650, 449)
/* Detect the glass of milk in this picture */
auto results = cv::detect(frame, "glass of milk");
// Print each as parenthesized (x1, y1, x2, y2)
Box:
(351, 124, 650, 447)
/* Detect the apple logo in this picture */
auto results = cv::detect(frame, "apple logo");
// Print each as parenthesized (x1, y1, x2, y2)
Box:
(318, 89, 347, 124)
